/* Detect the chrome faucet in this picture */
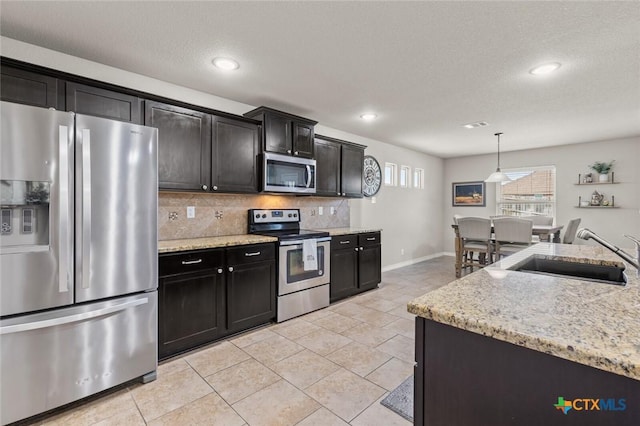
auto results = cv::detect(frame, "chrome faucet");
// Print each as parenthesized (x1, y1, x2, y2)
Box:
(576, 228, 640, 274)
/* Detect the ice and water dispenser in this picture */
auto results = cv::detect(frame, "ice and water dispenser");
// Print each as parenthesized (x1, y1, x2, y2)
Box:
(1, 180, 50, 250)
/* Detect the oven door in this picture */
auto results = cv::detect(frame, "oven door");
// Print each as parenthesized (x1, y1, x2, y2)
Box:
(279, 238, 330, 295)
(263, 152, 316, 194)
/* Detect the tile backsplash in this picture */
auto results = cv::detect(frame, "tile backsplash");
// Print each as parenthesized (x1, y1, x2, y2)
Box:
(159, 192, 350, 240)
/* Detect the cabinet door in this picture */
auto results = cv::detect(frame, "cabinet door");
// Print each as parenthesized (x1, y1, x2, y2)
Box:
(292, 122, 315, 158)
(330, 247, 359, 302)
(145, 100, 211, 191)
(264, 114, 291, 154)
(66, 82, 141, 123)
(211, 116, 259, 193)
(358, 245, 381, 291)
(1, 66, 59, 108)
(315, 138, 341, 196)
(341, 144, 364, 198)
(226, 259, 276, 332)
(158, 269, 225, 359)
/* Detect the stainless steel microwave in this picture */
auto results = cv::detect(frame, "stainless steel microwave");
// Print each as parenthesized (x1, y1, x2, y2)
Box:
(262, 152, 316, 194)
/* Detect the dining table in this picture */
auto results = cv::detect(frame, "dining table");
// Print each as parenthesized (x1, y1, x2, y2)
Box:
(451, 223, 564, 278)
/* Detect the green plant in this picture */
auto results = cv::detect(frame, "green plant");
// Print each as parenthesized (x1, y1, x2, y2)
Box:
(589, 160, 615, 174)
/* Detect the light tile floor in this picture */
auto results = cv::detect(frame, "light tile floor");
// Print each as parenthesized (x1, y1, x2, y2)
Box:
(26, 256, 456, 426)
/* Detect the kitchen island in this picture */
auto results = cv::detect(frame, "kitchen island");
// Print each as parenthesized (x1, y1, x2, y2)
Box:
(408, 243, 639, 426)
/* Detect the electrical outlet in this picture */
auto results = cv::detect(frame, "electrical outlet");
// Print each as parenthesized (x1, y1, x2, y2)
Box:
(401, 248, 405, 255)
(311, 209, 316, 216)
(318, 206, 323, 215)
(330, 206, 336, 215)
(187, 206, 195, 219)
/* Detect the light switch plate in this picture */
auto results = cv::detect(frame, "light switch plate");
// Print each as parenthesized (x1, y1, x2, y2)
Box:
(187, 206, 195, 219)
(318, 206, 323, 215)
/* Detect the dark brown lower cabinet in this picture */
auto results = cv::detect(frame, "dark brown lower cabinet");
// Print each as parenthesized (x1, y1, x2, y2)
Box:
(158, 249, 225, 360)
(414, 318, 640, 426)
(330, 232, 381, 302)
(158, 243, 276, 360)
(226, 244, 277, 332)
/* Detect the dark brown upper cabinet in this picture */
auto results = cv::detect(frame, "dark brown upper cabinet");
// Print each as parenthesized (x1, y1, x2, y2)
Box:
(315, 135, 365, 198)
(145, 100, 212, 191)
(244, 106, 317, 158)
(67, 82, 142, 124)
(211, 116, 260, 193)
(1, 65, 60, 109)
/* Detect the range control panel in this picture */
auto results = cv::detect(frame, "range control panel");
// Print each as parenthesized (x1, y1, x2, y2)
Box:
(249, 209, 300, 224)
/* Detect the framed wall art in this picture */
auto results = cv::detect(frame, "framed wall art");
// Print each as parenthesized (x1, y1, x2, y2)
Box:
(452, 181, 486, 206)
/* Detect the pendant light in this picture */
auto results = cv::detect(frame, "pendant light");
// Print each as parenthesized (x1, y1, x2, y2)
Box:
(485, 132, 511, 183)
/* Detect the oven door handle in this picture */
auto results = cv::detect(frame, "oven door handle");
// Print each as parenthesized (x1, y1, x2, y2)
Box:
(280, 236, 331, 246)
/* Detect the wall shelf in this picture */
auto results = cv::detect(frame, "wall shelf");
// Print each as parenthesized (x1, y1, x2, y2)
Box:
(576, 172, 616, 185)
(575, 206, 620, 209)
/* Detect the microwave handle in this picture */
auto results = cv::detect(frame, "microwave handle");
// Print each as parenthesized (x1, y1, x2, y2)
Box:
(305, 165, 312, 188)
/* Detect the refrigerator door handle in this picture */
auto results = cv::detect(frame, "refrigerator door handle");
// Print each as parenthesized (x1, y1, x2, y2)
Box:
(58, 125, 71, 293)
(81, 129, 91, 289)
(0, 297, 148, 335)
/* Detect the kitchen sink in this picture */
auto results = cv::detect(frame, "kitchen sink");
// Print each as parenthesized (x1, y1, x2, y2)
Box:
(513, 257, 627, 286)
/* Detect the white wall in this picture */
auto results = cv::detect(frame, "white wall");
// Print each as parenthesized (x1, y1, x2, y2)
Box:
(315, 126, 445, 270)
(443, 137, 640, 252)
(1, 37, 444, 269)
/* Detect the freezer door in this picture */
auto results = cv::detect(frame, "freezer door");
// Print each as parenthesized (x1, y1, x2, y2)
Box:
(75, 115, 158, 302)
(0, 102, 75, 316)
(0, 292, 157, 425)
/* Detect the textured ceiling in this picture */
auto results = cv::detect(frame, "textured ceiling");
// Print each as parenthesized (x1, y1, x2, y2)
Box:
(1, 1, 639, 158)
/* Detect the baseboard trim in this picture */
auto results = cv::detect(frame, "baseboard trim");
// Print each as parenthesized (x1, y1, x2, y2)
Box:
(442, 252, 456, 257)
(382, 252, 447, 272)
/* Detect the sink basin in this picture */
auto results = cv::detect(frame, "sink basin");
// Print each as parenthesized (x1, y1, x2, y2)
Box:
(513, 257, 627, 285)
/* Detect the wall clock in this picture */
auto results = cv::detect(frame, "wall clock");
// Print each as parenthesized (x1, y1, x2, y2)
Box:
(362, 155, 382, 197)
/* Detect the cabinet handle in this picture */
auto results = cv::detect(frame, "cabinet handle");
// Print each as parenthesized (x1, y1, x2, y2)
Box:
(360, 247, 364, 250)
(287, 149, 292, 154)
(244, 251, 261, 257)
(201, 184, 208, 191)
(217, 268, 223, 274)
(339, 240, 351, 245)
(294, 151, 299, 155)
(228, 266, 234, 272)
(355, 248, 359, 251)
(337, 192, 341, 195)
(342, 192, 346, 196)
(181, 259, 203, 265)
(366, 237, 376, 241)
(213, 185, 218, 191)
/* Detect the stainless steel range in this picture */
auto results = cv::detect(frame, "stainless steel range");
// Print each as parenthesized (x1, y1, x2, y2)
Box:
(248, 209, 330, 322)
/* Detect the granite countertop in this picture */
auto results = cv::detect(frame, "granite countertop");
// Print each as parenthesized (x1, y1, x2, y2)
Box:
(316, 227, 382, 236)
(159, 235, 278, 254)
(408, 243, 640, 380)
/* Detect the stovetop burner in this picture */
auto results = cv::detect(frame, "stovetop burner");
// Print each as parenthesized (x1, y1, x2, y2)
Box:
(247, 209, 329, 241)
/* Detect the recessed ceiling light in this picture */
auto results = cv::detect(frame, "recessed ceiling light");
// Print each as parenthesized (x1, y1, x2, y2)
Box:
(463, 121, 489, 129)
(212, 57, 239, 71)
(360, 113, 377, 121)
(529, 62, 561, 75)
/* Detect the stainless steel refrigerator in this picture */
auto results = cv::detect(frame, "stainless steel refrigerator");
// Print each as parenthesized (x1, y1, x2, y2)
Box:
(0, 101, 158, 425)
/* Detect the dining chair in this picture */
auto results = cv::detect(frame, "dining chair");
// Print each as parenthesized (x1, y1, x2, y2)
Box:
(457, 217, 493, 271)
(562, 218, 582, 244)
(453, 214, 464, 225)
(524, 215, 554, 226)
(493, 217, 533, 259)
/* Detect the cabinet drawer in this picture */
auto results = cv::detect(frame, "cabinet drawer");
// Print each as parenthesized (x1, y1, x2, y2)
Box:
(226, 243, 275, 265)
(159, 249, 224, 277)
(331, 234, 357, 250)
(359, 232, 381, 247)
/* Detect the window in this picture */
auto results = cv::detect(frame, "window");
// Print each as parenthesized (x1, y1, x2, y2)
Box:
(400, 165, 410, 188)
(496, 166, 556, 217)
(384, 162, 397, 186)
(413, 168, 424, 189)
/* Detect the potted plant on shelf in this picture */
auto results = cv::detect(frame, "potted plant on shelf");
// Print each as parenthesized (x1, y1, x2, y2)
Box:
(589, 160, 615, 183)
